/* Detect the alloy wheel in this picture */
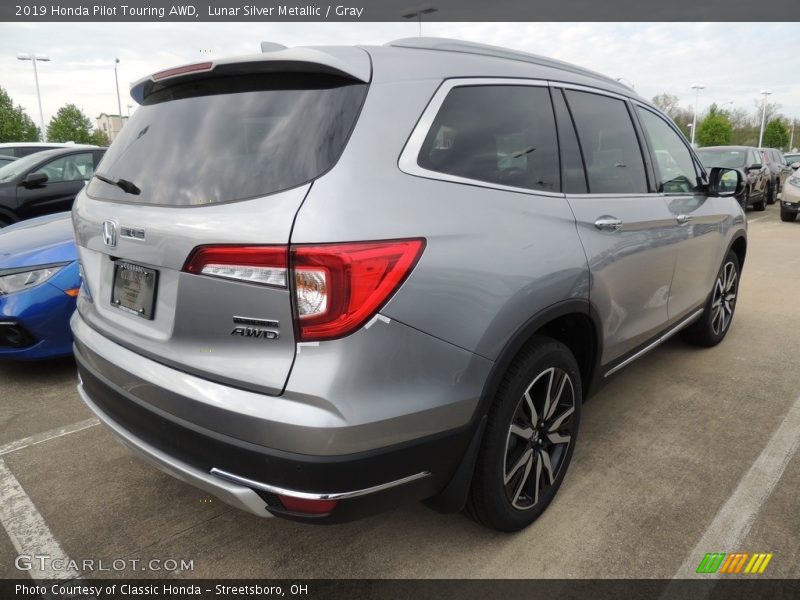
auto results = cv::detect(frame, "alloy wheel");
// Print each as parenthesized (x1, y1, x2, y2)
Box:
(711, 261, 737, 336)
(503, 367, 576, 510)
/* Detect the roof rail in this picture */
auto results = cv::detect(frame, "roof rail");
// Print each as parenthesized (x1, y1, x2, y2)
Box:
(386, 37, 625, 89)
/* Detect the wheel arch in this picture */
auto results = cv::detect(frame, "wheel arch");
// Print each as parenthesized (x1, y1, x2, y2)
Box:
(729, 233, 747, 270)
(478, 300, 602, 418)
(0, 206, 18, 225)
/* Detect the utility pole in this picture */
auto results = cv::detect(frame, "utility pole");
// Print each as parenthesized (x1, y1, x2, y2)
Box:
(17, 53, 51, 142)
(690, 83, 705, 146)
(758, 90, 772, 148)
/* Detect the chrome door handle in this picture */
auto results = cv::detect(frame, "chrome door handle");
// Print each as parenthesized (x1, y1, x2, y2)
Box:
(676, 214, 693, 225)
(594, 216, 623, 232)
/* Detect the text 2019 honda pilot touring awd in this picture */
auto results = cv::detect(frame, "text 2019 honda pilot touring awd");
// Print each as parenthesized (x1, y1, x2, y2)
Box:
(71, 38, 747, 531)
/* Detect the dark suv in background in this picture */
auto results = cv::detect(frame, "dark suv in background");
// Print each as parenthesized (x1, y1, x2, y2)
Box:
(71, 38, 746, 531)
(697, 146, 769, 211)
(759, 147, 792, 204)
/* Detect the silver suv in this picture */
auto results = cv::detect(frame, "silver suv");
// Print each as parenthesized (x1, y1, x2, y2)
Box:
(71, 38, 747, 531)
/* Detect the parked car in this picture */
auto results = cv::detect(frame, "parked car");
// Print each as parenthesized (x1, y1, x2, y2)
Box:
(759, 147, 792, 203)
(0, 142, 94, 158)
(0, 146, 105, 227)
(784, 152, 800, 170)
(696, 146, 769, 211)
(0, 156, 17, 166)
(71, 38, 746, 532)
(0, 212, 79, 359)
(780, 171, 800, 222)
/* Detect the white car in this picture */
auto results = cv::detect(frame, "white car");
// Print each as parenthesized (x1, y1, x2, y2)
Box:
(780, 171, 800, 221)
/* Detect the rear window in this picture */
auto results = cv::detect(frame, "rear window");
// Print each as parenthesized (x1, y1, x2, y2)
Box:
(87, 73, 368, 206)
(696, 149, 747, 169)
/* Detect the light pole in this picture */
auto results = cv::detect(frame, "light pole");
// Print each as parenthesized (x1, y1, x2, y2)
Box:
(114, 58, 123, 139)
(17, 53, 51, 142)
(690, 83, 706, 146)
(758, 90, 773, 148)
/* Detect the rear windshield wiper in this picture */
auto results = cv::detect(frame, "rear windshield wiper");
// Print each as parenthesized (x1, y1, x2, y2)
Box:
(93, 172, 141, 196)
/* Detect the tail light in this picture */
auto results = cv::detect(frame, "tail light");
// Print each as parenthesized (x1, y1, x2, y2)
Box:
(183, 239, 425, 342)
(183, 246, 288, 287)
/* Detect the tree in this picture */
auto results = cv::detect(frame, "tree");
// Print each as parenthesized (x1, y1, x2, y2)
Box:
(0, 85, 40, 142)
(696, 106, 732, 147)
(753, 99, 781, 126)
(763, 118, 789, 149)
(90, 128, 109, 146)
(46, 104, 93, 143)
(652, 93, 681, 118)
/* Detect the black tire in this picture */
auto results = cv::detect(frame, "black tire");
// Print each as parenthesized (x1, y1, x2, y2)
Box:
(466, 336, 581, 532)
(781, 210, 797, 222)
(0, 216, 12, 229)
(681, 251, 740, 347)
(753, 190, 767, 211)
(738, 188, 749, 211)
(766, 181, 776, 205)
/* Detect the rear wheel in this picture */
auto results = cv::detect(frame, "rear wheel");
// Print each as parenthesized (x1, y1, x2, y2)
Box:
(466, 336, 581, 531)
(781, 210, 797, 222)
(0, 215, 13, 229)
(681, 251, 740, 347)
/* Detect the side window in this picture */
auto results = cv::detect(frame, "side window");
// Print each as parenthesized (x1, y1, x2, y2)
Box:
(417, 85, 560, 193)
(36, 153, 95, 184)
(552, 89, 587, 194)
(564, 90, 648, 194)
(636, 107, 701, 194)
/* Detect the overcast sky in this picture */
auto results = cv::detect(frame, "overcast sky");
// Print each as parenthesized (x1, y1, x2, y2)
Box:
(2, 22, 799, 130)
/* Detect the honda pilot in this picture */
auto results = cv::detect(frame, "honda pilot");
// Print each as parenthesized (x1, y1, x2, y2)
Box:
(71, 38, 747, 531)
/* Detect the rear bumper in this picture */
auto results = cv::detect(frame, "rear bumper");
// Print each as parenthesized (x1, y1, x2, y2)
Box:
(71, 311, 490, 522)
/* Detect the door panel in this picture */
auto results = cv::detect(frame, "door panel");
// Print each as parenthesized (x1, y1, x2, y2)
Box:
(567, 195, 677, 364)
(562, 89, 677, 365)
(633, 105, 727, 319)
(17, 152, 95, 218)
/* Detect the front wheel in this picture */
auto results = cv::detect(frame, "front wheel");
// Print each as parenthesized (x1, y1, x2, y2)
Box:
(738, 188, 749, 212)
(766, 182, 776, 205)
(466, 336, 581, 531)
(781, 210, 797, 222)
(681, 251, 740, 347)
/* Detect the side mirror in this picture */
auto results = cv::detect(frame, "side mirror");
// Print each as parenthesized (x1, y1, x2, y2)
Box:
(746, 163, 762, 171)
(792, 162, 800, 171)
(708, 167, 743, 198)
(22, 172, 48, 188)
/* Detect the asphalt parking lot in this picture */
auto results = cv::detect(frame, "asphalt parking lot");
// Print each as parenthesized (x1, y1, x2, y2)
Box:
(0, 205, 798, 581)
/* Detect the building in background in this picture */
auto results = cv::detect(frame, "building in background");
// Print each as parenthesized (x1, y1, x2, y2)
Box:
(95, 113, 128, 142)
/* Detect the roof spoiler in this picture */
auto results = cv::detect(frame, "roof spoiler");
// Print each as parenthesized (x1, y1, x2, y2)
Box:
(130, 46, 371, 103)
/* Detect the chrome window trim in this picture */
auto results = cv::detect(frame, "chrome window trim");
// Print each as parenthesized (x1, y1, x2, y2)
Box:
(398, 77, 565, 199)
(557, 82, 635, 102)
(565, 193, 663, 200)
(211, 467, 431, 501)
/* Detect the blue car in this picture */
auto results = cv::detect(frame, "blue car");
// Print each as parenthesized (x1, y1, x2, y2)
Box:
(0, 212, 80, 359)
